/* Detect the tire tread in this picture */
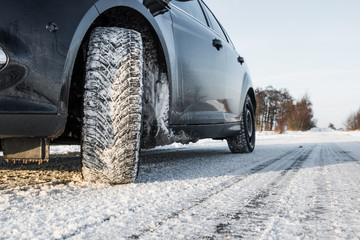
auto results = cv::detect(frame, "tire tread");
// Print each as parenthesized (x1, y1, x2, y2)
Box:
(82, 27, 143, 184)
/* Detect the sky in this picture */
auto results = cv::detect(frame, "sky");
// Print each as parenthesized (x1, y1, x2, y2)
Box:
(204, 0, 360, 129)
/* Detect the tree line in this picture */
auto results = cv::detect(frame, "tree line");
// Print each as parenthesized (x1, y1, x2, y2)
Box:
(345, 108, 360, 130)
(255, 86, 316, 133)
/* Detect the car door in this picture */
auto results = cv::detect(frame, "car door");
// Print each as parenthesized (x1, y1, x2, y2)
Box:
(169, 0, 229, 125)
(200, 0, 247, 122)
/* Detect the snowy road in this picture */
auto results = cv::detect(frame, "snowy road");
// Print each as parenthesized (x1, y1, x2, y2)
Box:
(1, 131, 360, 239)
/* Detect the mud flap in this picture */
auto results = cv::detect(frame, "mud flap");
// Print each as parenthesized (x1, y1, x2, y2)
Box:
(1, 138, 49, 164)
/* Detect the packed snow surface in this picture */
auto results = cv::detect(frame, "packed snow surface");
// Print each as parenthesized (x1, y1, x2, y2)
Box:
(1, 130, 360, 239)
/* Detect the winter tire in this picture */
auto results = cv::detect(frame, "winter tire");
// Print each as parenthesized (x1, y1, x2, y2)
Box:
(227, 95, 256, 153)
(81, 27, 143, 184)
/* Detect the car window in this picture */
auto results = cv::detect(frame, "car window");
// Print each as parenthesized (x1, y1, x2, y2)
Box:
(171, 0, 208, 26)
(201, 2, 228, 41)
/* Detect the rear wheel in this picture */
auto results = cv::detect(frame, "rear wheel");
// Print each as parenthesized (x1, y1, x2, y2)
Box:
(81, 27, 143, 184)
(227, 95, 256, 153)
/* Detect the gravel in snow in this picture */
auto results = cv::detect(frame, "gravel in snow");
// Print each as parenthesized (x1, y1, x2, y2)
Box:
(0, 130, 359, 239)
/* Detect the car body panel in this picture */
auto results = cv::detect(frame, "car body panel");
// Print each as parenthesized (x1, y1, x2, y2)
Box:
(0, 0, 97, 137)
(169, 2, 228, 125)
(0, 0, 254, 141)
(169, 0, 250, 126)
(0, 0, 96, 113)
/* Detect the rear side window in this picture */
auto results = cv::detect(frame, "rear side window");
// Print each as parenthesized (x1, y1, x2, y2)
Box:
(201, 2, 228, 41)
(171, 0, 208, 26)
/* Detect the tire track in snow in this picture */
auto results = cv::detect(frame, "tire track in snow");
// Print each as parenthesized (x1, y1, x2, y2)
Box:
(0, 148, 298, 240)
(332, 143, 360, 166)
(58, 215, 115, 240)
(127, 147, 313, 239)
(293, 143, 360, 239)
(267, 144, 332, 239)
(0, 146, 318, 239)
(303, 144, 333, 235)
(61, 148, 302, 239)
(207, 147, 315, 239)
(256, 143, 359, 239)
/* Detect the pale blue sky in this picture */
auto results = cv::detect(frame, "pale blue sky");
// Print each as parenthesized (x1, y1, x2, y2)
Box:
(204, 0, 360, 129)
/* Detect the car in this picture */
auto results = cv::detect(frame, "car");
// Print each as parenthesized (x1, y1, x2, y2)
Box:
(0, 0, 256, 183)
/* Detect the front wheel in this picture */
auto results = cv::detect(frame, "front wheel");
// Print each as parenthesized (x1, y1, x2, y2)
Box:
(227, 95, 256, 153)
(81, 27, 143, 184)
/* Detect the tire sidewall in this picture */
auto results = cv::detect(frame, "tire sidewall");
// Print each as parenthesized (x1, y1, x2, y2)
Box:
(243, 96, 256, 152)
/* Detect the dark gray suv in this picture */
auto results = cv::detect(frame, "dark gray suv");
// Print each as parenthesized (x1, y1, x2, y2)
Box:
(0, 0, 256, 183)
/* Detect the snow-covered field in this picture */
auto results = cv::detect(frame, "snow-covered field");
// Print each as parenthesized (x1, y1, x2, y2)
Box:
(1, 130, 359, 239)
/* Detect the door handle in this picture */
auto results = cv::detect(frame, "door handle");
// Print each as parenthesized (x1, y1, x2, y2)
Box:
(238, 56, 245, 65)
(212, 38, 223, 51)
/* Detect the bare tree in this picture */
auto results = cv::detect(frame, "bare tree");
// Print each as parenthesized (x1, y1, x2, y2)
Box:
(345, 108, 360, 130)
(287, 95, 316, 131)
(255, 87, 316, 132)
(328, 123, 336, 130)
(255, 88, 266, 131)
(275, 89, 294, 133)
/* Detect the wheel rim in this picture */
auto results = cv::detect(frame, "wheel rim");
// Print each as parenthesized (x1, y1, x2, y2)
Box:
(245, 101, 255, 150)
(246, 107, 253, 138)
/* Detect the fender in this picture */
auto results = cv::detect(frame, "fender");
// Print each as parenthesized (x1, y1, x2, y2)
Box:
(94, 0, 175, 109)
(58, 5, 99, 115)
(239, 67, 256, 115)
(58, 0, 174, 116)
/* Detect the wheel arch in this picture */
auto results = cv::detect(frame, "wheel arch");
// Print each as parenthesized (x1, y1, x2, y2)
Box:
(240, 72, 256, 115)
(247, 87, 256, 112)
(56, 0, 171, 143)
